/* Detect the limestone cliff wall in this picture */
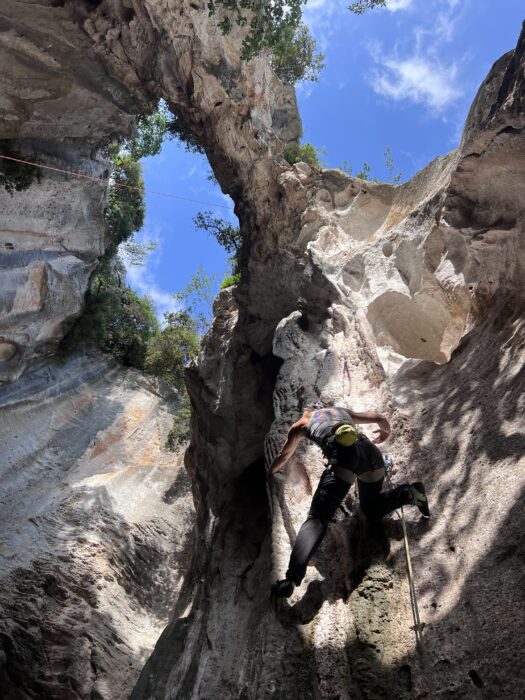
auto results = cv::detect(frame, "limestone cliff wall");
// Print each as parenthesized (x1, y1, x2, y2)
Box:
(0, 353, 195, 699)
(0, 2, 524, 699)
(135, 23, 525, 700)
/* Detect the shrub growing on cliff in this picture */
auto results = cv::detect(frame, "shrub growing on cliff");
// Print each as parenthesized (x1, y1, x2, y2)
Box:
(61, 261, 159, 369)
(144, 311, 200, 390)
(208, 0, 384, 65)
(0, 142, 41, 195)
(283, 142, 322, 168)
(194, 211, 242, 286)
(105, 153, 145, 251)
(271, 22, 325, 84)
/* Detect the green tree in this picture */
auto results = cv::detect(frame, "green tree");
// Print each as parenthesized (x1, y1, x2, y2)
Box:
(144, 311, 200, 389)
(356, 162, 372, 180)
(271, 22, 325, 84)
(61, 262, 158, 369)
(119, 236, 158, 267)
(166, 112, 205, 154)
(349, 1, 387, 14)
(194, 212, 241, 264)
(194, 212, 242, 287)
(208, 0, 384, 62)
(126, 110, 170, 160)
(104, 288, 159, 368)
(208, 0, 302, 61)
(283, 142, 322, 168)
(105, 153, 145, 251)
(384, 146, 403, 184)
(174, 267, 217, 332)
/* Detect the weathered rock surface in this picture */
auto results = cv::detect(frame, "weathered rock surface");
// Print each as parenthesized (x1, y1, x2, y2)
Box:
(0, 0, 299, 381)
(136, 23, 525, 700)
(0, 353, 194, 699)
(0, 2, 524, 699)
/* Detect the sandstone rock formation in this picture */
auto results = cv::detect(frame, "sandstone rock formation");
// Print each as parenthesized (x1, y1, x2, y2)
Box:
(1, 2, 524, 699)
(0, 352, 194, 699)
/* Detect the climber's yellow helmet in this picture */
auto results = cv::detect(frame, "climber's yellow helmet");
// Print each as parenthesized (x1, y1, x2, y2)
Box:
(334, 424, 357, 447)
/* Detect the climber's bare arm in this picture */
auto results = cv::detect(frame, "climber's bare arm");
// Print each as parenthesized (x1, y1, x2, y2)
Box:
(347, 409, 391, 444)
(268, 421, 308, 478)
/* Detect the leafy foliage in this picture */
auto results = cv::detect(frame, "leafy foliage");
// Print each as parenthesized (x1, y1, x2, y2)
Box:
(283, 142, 322, 168)
(194, 212, 241, 260)
(105, 154, 145, 251)
(270, 22, 325, 84)
(144, 311, 200, 390)
(118, 236, 158, 267)
(349, 0, 387, 14)
(173, 267, 217, 332)
(384, 146, 403, 184)
(220, 273, 241, 289)
(0, 143, 41, 195)
(208, 0, 383, 70)
(125, 110, 170, 160)
(208, 0, 302, 61)
(356, 162, 373, 180)
(61, 260, 158, 369)
(166, 389, 193, 450)
(194, 211, 242, 287)
(166, 112, 205, 154)
(339, 147, 402, 183)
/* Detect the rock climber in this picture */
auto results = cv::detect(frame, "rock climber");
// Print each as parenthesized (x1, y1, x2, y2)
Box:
(269, 401, 429, 598)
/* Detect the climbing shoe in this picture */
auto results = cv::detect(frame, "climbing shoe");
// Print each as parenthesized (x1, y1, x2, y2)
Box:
(271, 579, 295, 599)
(410, 482, 430, 519)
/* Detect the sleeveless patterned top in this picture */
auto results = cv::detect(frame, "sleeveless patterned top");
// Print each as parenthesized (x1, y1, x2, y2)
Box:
(305, 406, 355, 448)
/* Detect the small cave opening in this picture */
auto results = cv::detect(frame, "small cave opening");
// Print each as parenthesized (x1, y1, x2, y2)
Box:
(468, 669, 484, 688)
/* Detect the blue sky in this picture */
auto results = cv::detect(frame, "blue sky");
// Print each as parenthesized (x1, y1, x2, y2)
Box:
(126, 0, 524, 320)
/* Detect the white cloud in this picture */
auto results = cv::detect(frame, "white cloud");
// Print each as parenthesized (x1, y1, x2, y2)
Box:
(302, 0, 347, 52)
(126, 264, 179, 320)
(120, 227, 179, 320)
(386, 0, 413, 11)
(367, 0, 468, 114)
(372, 55, 461, 110)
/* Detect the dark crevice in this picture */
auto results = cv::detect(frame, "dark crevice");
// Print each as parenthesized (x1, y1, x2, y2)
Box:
(468, 669, 484, 688)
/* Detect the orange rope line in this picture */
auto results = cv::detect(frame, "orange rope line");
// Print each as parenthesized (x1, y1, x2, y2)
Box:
(0, 153, 231, 210)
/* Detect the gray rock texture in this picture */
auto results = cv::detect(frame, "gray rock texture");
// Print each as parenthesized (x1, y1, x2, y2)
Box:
(0, 353, 194, 699)
(0, 0, 299, 381)
(0, 2, 524, 699)
(136, 23, 525, 700)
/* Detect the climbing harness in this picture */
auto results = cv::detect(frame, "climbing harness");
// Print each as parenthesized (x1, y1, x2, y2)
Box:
(384, 455, 425, 647)
(0, 153, 230, 210)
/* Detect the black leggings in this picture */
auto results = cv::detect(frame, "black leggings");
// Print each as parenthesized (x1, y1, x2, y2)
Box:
(286, 469, 412, 586)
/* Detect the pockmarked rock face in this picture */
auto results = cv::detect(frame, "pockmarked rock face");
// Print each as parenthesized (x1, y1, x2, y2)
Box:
(136, 23, 525, 700)
(0, 353, 195, 700)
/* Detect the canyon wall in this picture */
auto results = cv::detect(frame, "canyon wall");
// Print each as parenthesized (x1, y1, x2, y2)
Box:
(0, 353, 195, 698)
(0, 2, 524, 698)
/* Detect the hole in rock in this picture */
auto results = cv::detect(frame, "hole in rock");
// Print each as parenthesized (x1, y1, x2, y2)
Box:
(121, 6, 135, 22)
(382, 241, 393, 257)
(297, 313, 309, 331)
(468, 670, 484, 688)
(398, 664, 412, 691)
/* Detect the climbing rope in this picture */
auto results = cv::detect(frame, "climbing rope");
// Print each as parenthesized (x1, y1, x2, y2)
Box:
(384, 457, 425, 647)
(0, 153, 231, 210)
